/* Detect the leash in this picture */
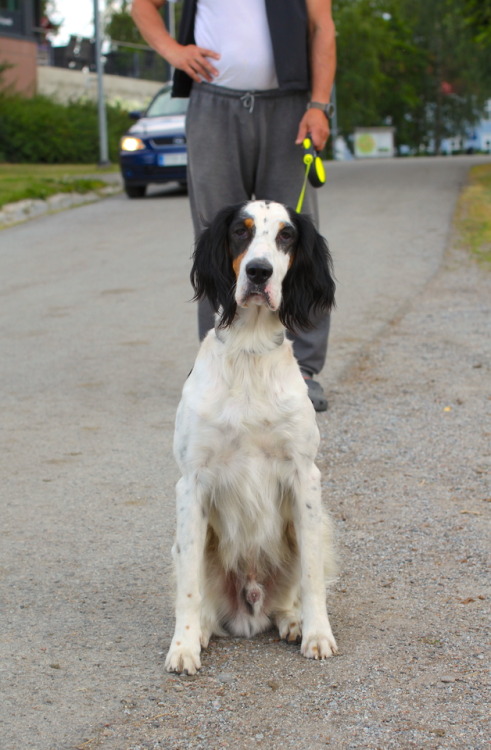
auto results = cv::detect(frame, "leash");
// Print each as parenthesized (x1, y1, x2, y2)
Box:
(295, 136, 326, 214)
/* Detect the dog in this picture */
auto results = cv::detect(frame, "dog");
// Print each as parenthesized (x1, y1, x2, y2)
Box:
(165, 200, 337, 674)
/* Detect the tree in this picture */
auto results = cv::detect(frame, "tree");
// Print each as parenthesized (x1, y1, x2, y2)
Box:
(463, 0, 491, 48)
(105, 0, 146, 45)
(333, 0, 491, 153)
(39, 0, 61, 39)
(333, 0, 427, 148)
(105, 0, 182, 44)
(104, 0, 171, 81)
(398, 0, 490, 151)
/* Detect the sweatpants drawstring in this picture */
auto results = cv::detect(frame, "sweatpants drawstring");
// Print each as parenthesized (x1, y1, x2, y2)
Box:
(240, 92, 255, 113)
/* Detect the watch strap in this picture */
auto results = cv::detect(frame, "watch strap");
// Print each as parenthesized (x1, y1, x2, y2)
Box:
(307, 101, 334, 118)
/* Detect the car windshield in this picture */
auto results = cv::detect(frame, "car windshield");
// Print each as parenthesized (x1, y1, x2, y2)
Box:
(146, 87, 189, 117)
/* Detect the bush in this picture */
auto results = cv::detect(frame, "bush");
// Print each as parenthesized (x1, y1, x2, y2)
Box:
(0, 93, 130, 163)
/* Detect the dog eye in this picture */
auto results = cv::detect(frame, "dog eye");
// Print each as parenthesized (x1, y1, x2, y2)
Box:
(233, 225, 249, 239)
(278, 227, 294, 242)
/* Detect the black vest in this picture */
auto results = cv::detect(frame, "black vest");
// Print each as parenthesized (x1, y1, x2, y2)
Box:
(172, 0, 310, 97)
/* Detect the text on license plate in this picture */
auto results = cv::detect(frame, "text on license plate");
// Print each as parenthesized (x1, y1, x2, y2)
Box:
(158, 152, 187, 167)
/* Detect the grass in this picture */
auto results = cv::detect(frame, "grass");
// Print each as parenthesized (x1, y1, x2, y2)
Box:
(455, 163, 491, 266)
(0, 163, 119, 209)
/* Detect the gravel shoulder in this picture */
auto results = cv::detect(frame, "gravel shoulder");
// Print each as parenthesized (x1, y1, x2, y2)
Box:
(63, 232, 490, 750)
(1, 159, 489, 749)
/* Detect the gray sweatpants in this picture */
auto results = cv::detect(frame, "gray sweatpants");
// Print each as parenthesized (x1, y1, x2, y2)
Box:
(185, 81, 330, 376)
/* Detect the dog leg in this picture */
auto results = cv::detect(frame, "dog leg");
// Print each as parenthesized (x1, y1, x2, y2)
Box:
(165, 476, 207, 675)
(294, 465, 338, 660)
(275, 604, 302, 643)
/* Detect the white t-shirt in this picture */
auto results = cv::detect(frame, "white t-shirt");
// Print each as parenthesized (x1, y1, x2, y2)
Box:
(194, 0, 279, 90)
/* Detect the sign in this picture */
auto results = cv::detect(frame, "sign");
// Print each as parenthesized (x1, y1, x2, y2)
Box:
(354, 127, 395, 158)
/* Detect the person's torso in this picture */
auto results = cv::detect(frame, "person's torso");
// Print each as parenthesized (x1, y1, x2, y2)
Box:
(195, 0, 279, 90)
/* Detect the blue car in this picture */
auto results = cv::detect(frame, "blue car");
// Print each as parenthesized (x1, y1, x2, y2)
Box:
(119, 84, 189, 198)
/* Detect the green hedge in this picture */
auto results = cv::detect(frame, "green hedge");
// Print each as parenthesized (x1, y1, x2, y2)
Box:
(0, 94, 131, 163)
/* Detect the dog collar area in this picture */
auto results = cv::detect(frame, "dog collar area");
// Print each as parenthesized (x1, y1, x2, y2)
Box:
(214, 325, 285, 353)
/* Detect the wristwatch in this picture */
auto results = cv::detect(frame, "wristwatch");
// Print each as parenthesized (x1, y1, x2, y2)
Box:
(307, 101, 334, 118)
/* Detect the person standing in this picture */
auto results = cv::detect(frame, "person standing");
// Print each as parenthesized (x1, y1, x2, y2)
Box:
(131, 0, 336, 411)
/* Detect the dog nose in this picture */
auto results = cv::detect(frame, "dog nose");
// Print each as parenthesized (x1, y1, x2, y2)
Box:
(246, 259, 273, 284)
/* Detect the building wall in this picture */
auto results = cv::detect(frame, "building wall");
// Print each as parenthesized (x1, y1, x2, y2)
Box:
(37, 66, 163, 110)
(0, 36, 37, 95)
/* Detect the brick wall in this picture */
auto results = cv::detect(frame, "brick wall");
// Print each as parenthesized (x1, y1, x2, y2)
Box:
(0, 36, 37, 95)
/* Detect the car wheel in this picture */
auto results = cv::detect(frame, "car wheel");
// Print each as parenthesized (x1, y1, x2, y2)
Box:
(124, 183, 146, 198)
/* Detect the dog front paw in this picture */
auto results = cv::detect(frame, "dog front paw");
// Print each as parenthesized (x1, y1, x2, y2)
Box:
(301, 630, 338, 660)
(165, 638, 202, 674)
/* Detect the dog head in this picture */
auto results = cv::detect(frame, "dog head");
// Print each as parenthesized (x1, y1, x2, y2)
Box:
(191, 200, 335, 332)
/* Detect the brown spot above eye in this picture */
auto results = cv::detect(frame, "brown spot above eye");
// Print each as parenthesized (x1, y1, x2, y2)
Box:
(244, 218, 254, 229)
(233, 250, 247, 278)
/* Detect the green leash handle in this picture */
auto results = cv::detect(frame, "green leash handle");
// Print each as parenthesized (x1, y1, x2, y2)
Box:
(295, 136, 326, 213)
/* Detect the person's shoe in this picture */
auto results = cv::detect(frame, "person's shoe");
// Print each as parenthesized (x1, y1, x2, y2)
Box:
(303, 376, 328, 412)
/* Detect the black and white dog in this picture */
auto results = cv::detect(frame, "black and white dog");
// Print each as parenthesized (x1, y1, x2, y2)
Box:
(166, 200, 337, 674)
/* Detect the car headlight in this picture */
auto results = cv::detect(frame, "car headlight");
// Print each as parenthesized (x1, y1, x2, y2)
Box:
(120, 136, 145, 152)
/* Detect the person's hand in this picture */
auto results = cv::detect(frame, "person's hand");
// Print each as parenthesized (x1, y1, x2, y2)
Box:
(295, 108, 330, 151)
(167, 43, 220, 83)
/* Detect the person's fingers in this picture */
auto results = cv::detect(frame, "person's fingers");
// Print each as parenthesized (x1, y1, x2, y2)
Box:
(296, 111, 330, 150)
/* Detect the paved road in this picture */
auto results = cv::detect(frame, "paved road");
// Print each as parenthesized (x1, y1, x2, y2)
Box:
(0, 156, 488, 749)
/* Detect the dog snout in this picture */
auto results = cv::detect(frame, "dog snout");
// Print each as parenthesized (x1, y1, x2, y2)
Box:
(245, 259, 273, 285)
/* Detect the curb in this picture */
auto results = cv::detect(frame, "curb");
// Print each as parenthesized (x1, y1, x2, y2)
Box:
(0, 181, 122, 230)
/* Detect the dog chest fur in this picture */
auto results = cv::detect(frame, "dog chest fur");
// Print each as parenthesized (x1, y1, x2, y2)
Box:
(174, 337, 319, 566)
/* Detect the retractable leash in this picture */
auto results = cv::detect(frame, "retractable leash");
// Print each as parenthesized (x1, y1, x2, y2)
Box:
(295, 136, 326, 213)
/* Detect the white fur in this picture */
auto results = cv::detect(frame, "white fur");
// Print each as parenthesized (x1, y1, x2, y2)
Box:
(165, 201, 337, 674)
(235, 201, 292, 311)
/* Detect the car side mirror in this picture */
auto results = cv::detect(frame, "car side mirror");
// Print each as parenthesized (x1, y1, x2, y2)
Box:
(129, 111, 142, 121)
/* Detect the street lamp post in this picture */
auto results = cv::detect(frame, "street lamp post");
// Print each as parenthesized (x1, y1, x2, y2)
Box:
(93, 0, 109, 165)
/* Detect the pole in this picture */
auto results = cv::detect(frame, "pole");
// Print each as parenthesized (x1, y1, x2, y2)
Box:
(93, 0, 109, 165)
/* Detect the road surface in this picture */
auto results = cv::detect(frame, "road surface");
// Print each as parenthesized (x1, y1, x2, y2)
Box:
(1, 156, 489, 749)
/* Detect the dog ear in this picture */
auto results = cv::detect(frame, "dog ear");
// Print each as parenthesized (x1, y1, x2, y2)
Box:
(280, 210, 336, 332)
(190, 204, 244, 327)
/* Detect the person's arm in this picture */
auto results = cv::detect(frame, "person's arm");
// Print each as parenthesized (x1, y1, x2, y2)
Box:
(295, 0, 337, 151)
(131, 0, 220, 83)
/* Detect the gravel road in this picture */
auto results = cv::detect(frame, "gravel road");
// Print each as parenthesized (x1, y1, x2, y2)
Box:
(1, 156, 490, 749)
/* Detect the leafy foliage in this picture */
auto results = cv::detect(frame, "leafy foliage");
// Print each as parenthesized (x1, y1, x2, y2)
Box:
(463, 0, 491, 47)
(333, 0, 491, 152)
(105, 0, 146, 45)
(104, 0, 170, 81)
(0, 94, 130, 163)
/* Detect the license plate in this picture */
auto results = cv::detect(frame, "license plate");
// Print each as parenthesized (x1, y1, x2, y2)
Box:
(157, 152, 187, 167)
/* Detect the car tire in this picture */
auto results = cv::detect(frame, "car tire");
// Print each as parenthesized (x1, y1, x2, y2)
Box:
(124, 183, 146, 198)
